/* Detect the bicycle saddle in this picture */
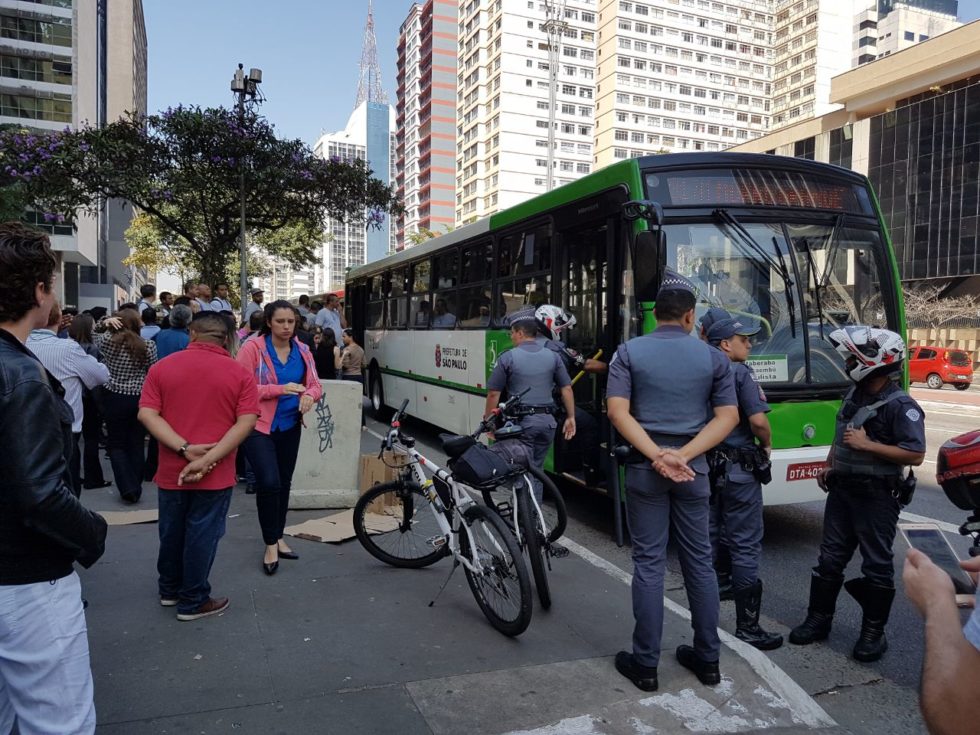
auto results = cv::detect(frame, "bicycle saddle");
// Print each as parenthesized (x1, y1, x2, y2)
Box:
(439, 433, 476, 459)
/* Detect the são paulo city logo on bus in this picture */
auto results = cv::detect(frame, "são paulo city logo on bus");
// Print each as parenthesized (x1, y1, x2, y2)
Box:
(434, 344, 468, 371)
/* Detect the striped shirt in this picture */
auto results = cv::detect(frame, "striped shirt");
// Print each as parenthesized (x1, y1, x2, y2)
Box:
(26, 329, 110, 432)
(94, 330, 158, 395)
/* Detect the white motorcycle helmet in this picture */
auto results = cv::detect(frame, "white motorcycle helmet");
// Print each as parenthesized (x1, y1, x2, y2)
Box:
(828, 325, 906, 382)
(535, 304, 576, 341)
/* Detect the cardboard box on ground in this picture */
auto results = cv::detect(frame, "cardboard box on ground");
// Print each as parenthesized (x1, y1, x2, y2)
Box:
(359, 451, 410, 514)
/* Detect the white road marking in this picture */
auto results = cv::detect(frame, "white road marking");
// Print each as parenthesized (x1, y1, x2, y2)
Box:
(560, 537, 837, 730)
(914, 401, 980, 420)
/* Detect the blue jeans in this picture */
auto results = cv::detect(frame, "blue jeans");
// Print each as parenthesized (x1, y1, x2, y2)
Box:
(243, 425, 302, 545)
(157, 487, 233, 614)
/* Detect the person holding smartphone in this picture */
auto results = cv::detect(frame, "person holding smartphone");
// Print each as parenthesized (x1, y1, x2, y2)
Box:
(789, 326, 925, 663)
(903, 548, 980, 734)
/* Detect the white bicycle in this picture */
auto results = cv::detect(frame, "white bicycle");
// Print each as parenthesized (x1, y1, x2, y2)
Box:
(352, 400, 533, 637)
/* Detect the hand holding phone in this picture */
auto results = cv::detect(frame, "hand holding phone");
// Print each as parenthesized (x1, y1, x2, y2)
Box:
(899, 523, 977, 607)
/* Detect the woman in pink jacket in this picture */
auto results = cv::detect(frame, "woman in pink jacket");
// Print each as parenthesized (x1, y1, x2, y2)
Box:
(237, 301, 323, 575)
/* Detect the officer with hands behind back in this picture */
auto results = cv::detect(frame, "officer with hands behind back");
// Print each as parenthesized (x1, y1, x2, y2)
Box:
(790, 326, 925, 663)
(485, 311, 576, 501)
(606, 271, 739, 692)
(706, 315, 782, 650)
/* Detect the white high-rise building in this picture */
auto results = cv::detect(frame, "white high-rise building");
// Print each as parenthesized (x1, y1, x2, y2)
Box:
(455, 1, 598, 225)
(853, 0, 960, 66)
(311, 102, 396, 294)
(594, 0, 773, 167)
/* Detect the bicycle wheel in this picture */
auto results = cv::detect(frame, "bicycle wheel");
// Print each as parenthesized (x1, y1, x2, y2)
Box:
(527, 466, 567, 543)
(353, 481, 448, 569)
(516, 483, 551, 610)
(459, 504, 532, 637)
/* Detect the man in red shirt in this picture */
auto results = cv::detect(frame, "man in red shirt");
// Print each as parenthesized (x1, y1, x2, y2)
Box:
(139, 313, 259, 621)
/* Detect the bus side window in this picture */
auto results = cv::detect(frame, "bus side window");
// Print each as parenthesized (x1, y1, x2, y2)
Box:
(458, 286, 492, 328)
(462, 242, 492, 284)
(410, 260, 432, 328)
(389, 267, 408, 329)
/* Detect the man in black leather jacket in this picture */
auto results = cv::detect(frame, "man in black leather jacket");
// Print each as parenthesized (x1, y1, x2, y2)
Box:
(0, 223, 108, 734)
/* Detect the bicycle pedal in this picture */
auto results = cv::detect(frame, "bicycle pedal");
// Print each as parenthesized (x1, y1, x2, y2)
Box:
(428, 536, 448, 549)
(549, 543, 570, 559)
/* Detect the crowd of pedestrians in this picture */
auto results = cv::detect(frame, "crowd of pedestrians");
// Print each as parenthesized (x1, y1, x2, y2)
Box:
(2, 222, 978, 734)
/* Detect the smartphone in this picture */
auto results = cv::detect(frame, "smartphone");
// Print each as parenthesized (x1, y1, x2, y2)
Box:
(898, 523, 977, 606)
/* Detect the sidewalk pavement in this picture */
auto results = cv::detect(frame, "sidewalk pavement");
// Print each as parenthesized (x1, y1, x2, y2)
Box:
(78, 435, 840, 734)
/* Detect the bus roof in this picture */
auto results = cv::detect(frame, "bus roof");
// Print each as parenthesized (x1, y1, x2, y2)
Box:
(348, 153, 868, 282)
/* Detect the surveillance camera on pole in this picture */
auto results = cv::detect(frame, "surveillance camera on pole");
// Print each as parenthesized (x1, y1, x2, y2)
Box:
(231, 62, 264, 322)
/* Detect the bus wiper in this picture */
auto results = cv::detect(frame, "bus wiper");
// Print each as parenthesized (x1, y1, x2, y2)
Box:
(818, 214, 845, 288)
(770, 236, 797, 339)
(714, 209, 785, 275)
(798, 236, 826, 340)
(713, 209, 797, 336)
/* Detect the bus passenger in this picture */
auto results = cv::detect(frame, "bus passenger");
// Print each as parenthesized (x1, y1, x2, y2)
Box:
(790, 326, 924, 663)
(431, 298, 457, 329)
(606, 271, 738, 692)
(534, 305, 606, 485)
(485, 312, 576, 501)
(706, 316, 782, 650)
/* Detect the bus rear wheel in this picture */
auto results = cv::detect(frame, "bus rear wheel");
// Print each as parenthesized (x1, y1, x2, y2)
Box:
(369, 368, 391, 420)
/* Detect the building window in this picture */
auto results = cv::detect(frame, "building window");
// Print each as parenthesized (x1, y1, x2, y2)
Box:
(794, 136, 815, 161)
(0, 14, 72, 47)
(0, 92, 71, 122)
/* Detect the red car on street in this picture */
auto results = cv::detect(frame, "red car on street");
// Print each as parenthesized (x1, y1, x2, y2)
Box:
(908, 345, 974, 390)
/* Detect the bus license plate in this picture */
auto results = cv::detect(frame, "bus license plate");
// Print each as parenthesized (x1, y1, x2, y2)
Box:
(786, 462, 825, 481)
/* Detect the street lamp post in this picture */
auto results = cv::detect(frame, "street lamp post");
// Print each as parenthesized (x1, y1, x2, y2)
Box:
(230, 63, 262, 322)
(543, 1, 568, 192)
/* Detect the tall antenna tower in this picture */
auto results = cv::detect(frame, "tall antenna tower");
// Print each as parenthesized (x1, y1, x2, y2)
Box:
(543, 0, 568, 191)
(355, 0, 389, 106)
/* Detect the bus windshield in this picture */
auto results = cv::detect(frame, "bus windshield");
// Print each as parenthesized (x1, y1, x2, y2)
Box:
(663, 219, 891, 386)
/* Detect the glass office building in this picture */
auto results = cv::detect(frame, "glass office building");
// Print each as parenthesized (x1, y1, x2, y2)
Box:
(869, 75, 980, 281)
(877, 1, 958, 17)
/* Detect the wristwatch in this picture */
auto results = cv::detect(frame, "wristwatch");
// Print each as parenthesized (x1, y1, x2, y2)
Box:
(177, 442, 189, 458)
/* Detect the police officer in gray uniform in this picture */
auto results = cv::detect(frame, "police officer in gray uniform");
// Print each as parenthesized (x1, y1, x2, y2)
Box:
(790, 326, 925, 663)
(699, 305, 739, 599)
(485, 312, 576, 500)
(534, 305, 607, 484)
(606, 272, 738, 692)
(706, 316, 783, 650)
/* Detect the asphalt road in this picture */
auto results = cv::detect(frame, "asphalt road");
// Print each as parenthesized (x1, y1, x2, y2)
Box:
(362, 384, 979, 735)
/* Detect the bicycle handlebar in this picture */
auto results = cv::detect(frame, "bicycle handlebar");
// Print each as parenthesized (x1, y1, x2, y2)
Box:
(472, 388, 530, 438)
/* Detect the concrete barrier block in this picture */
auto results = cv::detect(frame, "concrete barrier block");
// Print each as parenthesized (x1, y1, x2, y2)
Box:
(289, 379, 363, 509)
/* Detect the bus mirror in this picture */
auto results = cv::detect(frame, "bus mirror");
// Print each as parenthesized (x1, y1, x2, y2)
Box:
(634, 230, 665, 300)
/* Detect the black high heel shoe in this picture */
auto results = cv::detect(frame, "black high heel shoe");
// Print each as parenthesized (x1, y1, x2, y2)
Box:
(277, 549, 299, 560)
(263, 560, 278, 575)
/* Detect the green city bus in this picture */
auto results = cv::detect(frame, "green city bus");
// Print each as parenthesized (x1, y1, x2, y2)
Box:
(346, 153, 904, 507)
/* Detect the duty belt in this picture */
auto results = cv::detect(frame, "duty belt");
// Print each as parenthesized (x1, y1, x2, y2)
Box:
(516, 405, 556, 416)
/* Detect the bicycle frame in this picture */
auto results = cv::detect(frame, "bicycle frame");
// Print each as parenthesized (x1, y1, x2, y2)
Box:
(388, 440, 509, 578)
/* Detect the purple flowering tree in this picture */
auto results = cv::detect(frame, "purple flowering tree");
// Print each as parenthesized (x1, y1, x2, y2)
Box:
(1, 108, 400, 286)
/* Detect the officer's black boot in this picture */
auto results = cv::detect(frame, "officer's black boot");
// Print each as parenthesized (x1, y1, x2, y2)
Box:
(734, 581, 784, 650)
(789, 574, 843, 645)
(846, 578, 895, 663)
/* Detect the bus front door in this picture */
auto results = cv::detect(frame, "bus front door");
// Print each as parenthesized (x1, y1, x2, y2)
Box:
(554, 218, 612, 483)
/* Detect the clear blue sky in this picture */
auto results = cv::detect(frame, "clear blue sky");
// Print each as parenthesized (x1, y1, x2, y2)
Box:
(145, 0, 980, 146)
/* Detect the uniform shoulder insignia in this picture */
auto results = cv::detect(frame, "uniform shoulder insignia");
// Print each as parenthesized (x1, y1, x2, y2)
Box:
(758, 386, 767, 402)
(905, 407, 921, 422)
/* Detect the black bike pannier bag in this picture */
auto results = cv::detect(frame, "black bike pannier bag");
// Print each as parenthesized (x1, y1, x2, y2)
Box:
(450, 443, 515, 487)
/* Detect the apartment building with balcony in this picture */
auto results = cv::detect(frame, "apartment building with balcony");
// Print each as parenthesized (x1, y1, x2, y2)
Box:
(853, 0, 959, 66)
(0, 0, 146, 310)
(454, 0, 598, 225)
(395, 0, 458, 249)
(594, 0, 773, 167)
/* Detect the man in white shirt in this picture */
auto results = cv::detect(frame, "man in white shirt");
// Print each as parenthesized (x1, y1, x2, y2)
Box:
(210, 282, 233, 313)
(314, 293, 346, 344)
(243, 289, 264, 325)
(27, 302, 110, 496)
(138, 284, 157, 315)
(194, 283, 214, 312)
